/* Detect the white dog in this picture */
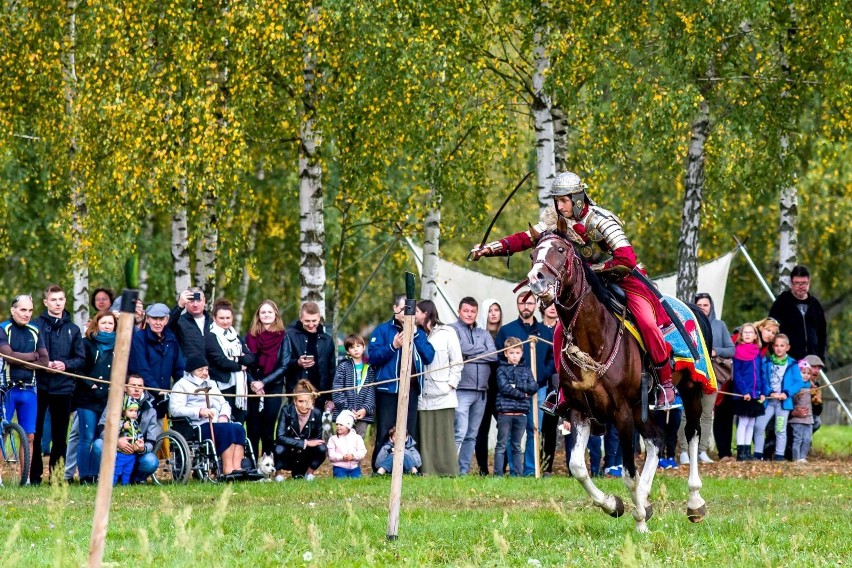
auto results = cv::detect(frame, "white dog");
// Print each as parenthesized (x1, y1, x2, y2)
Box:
(256, 453, 276, 482)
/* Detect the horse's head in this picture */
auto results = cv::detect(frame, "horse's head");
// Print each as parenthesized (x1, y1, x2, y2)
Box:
(527, 217, 578, 306)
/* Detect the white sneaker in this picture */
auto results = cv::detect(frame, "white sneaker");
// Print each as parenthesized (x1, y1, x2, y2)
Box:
(305, 473, 315, 481)
(698, 451, 714, 464)
(795, 459, 808, 464)
(680, 451, 690, 465)
(274, 474, 285, 482)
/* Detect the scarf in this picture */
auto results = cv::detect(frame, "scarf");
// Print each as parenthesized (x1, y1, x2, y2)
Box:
(246, 329, 285, 376)
(93, 331, 116, 355)
(209, 324, 247, 410)
(769, 353, 789, 366)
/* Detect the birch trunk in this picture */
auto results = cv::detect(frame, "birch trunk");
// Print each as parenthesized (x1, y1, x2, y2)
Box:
(421, 202, 441, 302)
(63, 0, 88, 327)
(171, 180, 192, 296)
(676, 97, 710, 302)
(298, 4, 326, 316)
(532, 20, 556, 216)
(194, 188, 218, 300)
(551, 104, 568, 173)
(777, 135, 798, 292)
(137, 215, 154, 301)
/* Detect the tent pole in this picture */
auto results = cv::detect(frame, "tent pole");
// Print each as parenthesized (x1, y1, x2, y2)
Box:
(732, 236, 852, 423)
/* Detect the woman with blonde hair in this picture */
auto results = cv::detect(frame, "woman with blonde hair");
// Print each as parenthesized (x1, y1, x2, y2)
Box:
(273, 379, 326, 480)
(244, 300, 292, 456)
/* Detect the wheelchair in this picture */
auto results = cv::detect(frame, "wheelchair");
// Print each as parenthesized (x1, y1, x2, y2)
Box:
(152, 417, 257, 484)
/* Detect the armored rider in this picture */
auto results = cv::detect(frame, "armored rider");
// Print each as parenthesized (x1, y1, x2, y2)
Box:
(471, 171, 676, 408)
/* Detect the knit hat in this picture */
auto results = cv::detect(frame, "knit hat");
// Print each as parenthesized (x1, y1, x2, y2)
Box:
(797, 360, 811, 372)
(185, 354, 208, 375)
(335, 409, 355, 430)
(123, 396, 140, 413)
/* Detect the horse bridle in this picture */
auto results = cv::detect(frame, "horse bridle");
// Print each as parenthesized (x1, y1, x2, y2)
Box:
(532, 233, 585, 312)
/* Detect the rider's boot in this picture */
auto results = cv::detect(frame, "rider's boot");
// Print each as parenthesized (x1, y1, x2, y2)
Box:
(653, 360, 676, 409)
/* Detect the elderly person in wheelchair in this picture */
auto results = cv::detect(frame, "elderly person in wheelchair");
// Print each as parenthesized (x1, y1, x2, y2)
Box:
(170, 355, 248, 480)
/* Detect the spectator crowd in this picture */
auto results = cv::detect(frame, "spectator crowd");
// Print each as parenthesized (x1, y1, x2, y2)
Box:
(0, 263, 831, 485)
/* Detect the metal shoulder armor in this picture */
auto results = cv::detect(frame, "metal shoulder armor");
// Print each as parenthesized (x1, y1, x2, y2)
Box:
(581, 206, 631, 250)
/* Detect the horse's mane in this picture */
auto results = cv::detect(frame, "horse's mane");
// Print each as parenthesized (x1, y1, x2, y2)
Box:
(582, 261, 612, 307)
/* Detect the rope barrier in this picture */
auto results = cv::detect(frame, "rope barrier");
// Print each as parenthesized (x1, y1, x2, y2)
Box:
(3, 339, 845, 401)
(0, 336, 547, 400)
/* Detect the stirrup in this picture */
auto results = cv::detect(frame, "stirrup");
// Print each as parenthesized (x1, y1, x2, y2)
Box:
(649, 385, 682, 411)
(539, 391, 559, 416)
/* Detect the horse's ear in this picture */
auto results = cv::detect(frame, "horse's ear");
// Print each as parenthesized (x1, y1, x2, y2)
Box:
(556, 215, 570, 236)
(529, 223, 541, 243)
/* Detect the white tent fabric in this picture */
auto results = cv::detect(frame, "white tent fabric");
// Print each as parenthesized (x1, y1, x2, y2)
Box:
(406, 238, 737, 323)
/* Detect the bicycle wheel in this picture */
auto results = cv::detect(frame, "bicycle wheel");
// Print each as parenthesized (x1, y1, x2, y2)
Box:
(151, 430, 191, 484)
(1, 422, 31, 486)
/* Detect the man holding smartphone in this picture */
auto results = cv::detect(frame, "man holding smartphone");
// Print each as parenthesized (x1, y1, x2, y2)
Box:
(169, 286, 213, 363)
(285, 302, 336, 411)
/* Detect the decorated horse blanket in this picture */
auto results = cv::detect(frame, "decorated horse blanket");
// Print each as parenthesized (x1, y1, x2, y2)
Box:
(622, 295, 717, 395)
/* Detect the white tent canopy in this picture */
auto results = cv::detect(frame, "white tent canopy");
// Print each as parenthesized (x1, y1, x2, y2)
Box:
(406, 238, 736, 324)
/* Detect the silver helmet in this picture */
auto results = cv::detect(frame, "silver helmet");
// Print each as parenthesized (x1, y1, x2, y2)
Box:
(549, 171, 588, 218)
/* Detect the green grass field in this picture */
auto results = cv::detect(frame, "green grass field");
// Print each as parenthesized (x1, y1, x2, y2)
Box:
(3, 459, 850, 567)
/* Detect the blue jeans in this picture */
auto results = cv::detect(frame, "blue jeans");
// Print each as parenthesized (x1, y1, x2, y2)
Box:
(92, 439, 159, 483)
(588, 424, 622, 474)
(377, 453, 416, 474)
(41, 408, 52, 455)
(754, 400, 789, 456)
(494, 414, 526, 476)
(454, 390, 486, 474)
(332, 465, 362, 478)
(76, 408, 100, 478)
(522, 386, 547, 475)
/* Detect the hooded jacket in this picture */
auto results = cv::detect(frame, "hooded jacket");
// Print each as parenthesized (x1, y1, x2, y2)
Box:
(449, 319, 496, 391)
(700, 297, 735, 359)
(33, 310, 85, 395)
(369, 316, 435, 395)
(495, 359, 538, 414)
(760, 355, 808, 412)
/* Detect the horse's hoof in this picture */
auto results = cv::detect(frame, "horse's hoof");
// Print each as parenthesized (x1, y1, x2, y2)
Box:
(645, 504, 653, 521)
(608, 496, 625, 518)
(687, 505, 707, 523)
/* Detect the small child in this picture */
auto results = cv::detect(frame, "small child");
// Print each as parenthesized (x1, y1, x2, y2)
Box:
(327, 410, 367, 478)
(114, 396, 142, 485)
(331, 334, 376, 438)
(788, 360, 815, 463)
(731, 323, 766, 461)
(754, 334, 805, 461)
(375, 427, 421, 475)
(494, 337, 538, 477)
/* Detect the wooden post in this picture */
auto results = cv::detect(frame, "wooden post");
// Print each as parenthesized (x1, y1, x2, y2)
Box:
(387, 273, 416, 541)
(88, 290, 138, 567)
(530, 337, 540, 479)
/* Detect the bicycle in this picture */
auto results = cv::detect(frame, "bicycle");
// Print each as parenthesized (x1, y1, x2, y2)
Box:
(0, 387, 31, 486)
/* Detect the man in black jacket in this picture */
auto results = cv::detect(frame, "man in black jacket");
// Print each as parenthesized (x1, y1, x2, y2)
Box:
(769, 265, 827, 361)
(169, 286, 213, 363)
(31, 284, 85, 484)
(286, 302, 336, 410)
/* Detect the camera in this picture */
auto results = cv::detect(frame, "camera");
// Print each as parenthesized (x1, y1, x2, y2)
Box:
(192, 292, 201, 301)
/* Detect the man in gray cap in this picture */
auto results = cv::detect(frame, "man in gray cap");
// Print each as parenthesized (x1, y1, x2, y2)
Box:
(128, 303, 186, 418)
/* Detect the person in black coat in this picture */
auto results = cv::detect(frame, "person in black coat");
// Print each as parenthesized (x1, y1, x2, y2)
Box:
(768, 265, 827, 361)
(205, 299, 256, 424)
(274, 380, 326, 480)
(285, 302, 336, 410)
(72, 311, 116, 483)
(168, 287, 213, 363)
(493, 339, 538, 477)
(31, 284, 85, 485)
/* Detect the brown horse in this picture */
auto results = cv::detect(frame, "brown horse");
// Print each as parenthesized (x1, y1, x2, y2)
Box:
(526, 220, 708, 532)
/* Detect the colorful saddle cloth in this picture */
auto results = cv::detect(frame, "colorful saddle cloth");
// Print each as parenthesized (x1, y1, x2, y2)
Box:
(622, 295, 717, 395)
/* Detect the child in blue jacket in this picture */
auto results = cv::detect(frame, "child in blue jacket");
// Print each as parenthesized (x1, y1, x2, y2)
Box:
(753, 334, 806, 461)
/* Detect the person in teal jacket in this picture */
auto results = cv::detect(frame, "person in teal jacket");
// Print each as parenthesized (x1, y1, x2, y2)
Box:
(753, 334, 808, 461)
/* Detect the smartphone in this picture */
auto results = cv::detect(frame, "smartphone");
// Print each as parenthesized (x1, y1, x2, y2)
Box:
(304, 354, 315, 361)
(192, 292, 201, 301)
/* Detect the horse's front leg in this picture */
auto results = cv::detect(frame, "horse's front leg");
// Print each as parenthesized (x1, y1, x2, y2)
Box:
(686, 434, 706, 522)
(569, 418, 624, 518)
(617, 419, 651, 533)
